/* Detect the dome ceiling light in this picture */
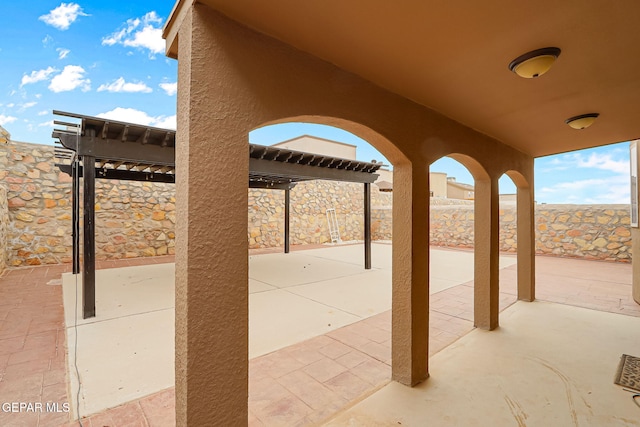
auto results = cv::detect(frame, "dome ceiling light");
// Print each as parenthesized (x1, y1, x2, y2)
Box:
(565, 113, 599, 130)
(509, 47, 561, 78)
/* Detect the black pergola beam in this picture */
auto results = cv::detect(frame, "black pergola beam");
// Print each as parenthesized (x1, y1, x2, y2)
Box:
(55, 132, 174, 167)
(58, 164, 175, 183)
(250, 158, 379, 184)
(249, 181, 297, 190)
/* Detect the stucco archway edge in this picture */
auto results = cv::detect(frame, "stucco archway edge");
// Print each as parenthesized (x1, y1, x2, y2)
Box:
(168, 4, 536, 424)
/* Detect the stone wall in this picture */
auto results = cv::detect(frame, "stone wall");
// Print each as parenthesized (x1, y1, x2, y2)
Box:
(0, 141, 176, 266)
(535, 204, 631, 261)
(0, 185, 8, 274)
(0, 140, 393, 266)
(428, 203, 632, 262)
(247, 181, 393, 247)
(0, 139, 633, 266)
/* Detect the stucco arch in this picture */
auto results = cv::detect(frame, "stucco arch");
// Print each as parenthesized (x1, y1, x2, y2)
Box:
(444, 152, 491, 182)
(253, 116, 429, 387)
(430, 153, 498, 329)
(505, 169, 530, 189)
(502, 169, 535, 302)
(257, 116, 409, 168)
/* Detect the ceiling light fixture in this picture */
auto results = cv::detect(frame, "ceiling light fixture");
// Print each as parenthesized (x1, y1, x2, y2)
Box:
(565, 113, 599, 130)
(509, 47, 561, 78)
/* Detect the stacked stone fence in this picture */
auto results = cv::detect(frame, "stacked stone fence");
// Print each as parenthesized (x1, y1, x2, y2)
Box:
(249, 181, 392, 247)
(0, 185, 8, 275)
(427, 203, 632, 262)
(0, 140, 633, 266)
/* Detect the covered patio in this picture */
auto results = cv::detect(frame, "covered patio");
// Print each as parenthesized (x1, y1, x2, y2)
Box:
(160, 0, 640, 425)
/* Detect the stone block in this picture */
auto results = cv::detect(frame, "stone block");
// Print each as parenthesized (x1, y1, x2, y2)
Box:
(593, 237, 608, 248)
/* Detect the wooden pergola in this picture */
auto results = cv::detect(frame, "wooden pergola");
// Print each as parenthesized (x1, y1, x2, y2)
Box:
(52, 111, 381, 318)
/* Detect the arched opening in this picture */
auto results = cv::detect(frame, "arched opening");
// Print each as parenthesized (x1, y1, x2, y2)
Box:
(428, 155, 485, 354)
(429, 152, 506, 338)
(245, 119, 403, 424)
(504, 169, 535, 302)
(497, 172, 520, 310)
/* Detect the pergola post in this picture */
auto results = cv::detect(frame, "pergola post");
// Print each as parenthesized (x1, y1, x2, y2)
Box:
(284, 186, 290, 254)
(72, 156, 80, 275)
(82, 145, 96, 319)
(364, 182, 371, 269)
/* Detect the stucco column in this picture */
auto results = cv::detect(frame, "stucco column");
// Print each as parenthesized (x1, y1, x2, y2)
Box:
(632, 228, 640, 304)
(631, 141, 640, 305)
(392, 162, 430, 386)
(174, 6, 248, 425)
(517, 183, 535, 301)
(474, 177, 500, 330)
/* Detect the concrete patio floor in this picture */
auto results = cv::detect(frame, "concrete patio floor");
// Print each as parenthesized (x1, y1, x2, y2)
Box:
(59, 243, 516, 420)
(0, 244, 638, 426)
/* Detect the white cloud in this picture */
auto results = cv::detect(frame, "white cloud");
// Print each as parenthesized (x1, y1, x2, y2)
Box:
(0, 115, 17, 126)
(18, 102, 37, 112)
(42, 35, 53, 46)
(49, 65, 91, 92)
(38, 110, 49, 116)
(38, 120, 55, 128)
(577, 152, 629, 174)
(540, 151, 629, 174)
(39, 3, 88, 30)
(57, 48, 70, 59)
(96, 107, 175, 129)
(154, 115, 176, 129)
(159, 82, 177, 96)
(21, 67, 58, 87)
(97, 77, 152, 93)
(102, 12, 165, 57)
(538, 175, 629, 204)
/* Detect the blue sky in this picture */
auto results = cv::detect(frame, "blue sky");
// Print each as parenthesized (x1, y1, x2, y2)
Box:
(1, 2, 631, 205)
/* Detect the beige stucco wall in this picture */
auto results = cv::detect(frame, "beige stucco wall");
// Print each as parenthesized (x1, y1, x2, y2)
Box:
(272, 135, 357, 159)
(376, 168, 393, 184)
(447, 181, 474, 200)
(165, 4, 535, 422)
(430, 172, 447, 197)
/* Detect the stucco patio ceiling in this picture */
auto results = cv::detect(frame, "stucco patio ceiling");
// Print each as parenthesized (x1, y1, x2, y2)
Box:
(170, 0, 640, 157)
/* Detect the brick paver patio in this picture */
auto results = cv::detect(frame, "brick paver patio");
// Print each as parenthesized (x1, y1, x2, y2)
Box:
(0, 248, 637, 426)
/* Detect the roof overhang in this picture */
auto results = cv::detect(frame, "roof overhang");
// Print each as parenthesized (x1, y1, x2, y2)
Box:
(164, 0, 640, 157)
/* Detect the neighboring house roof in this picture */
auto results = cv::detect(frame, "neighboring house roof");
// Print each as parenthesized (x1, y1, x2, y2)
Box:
(448, 181, 474, 191)
(375, 180, 393, 192)
(272, 135, 357, 150)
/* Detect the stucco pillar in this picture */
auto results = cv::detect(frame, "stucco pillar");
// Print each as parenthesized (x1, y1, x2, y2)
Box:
(392, 162, 430, 386)
(474, 177, 500, 330)
(174, 6, 248, 426)
(631, 141, 640, 305)
(632, 228, 640, 304)
(517, 183, 535, 301)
